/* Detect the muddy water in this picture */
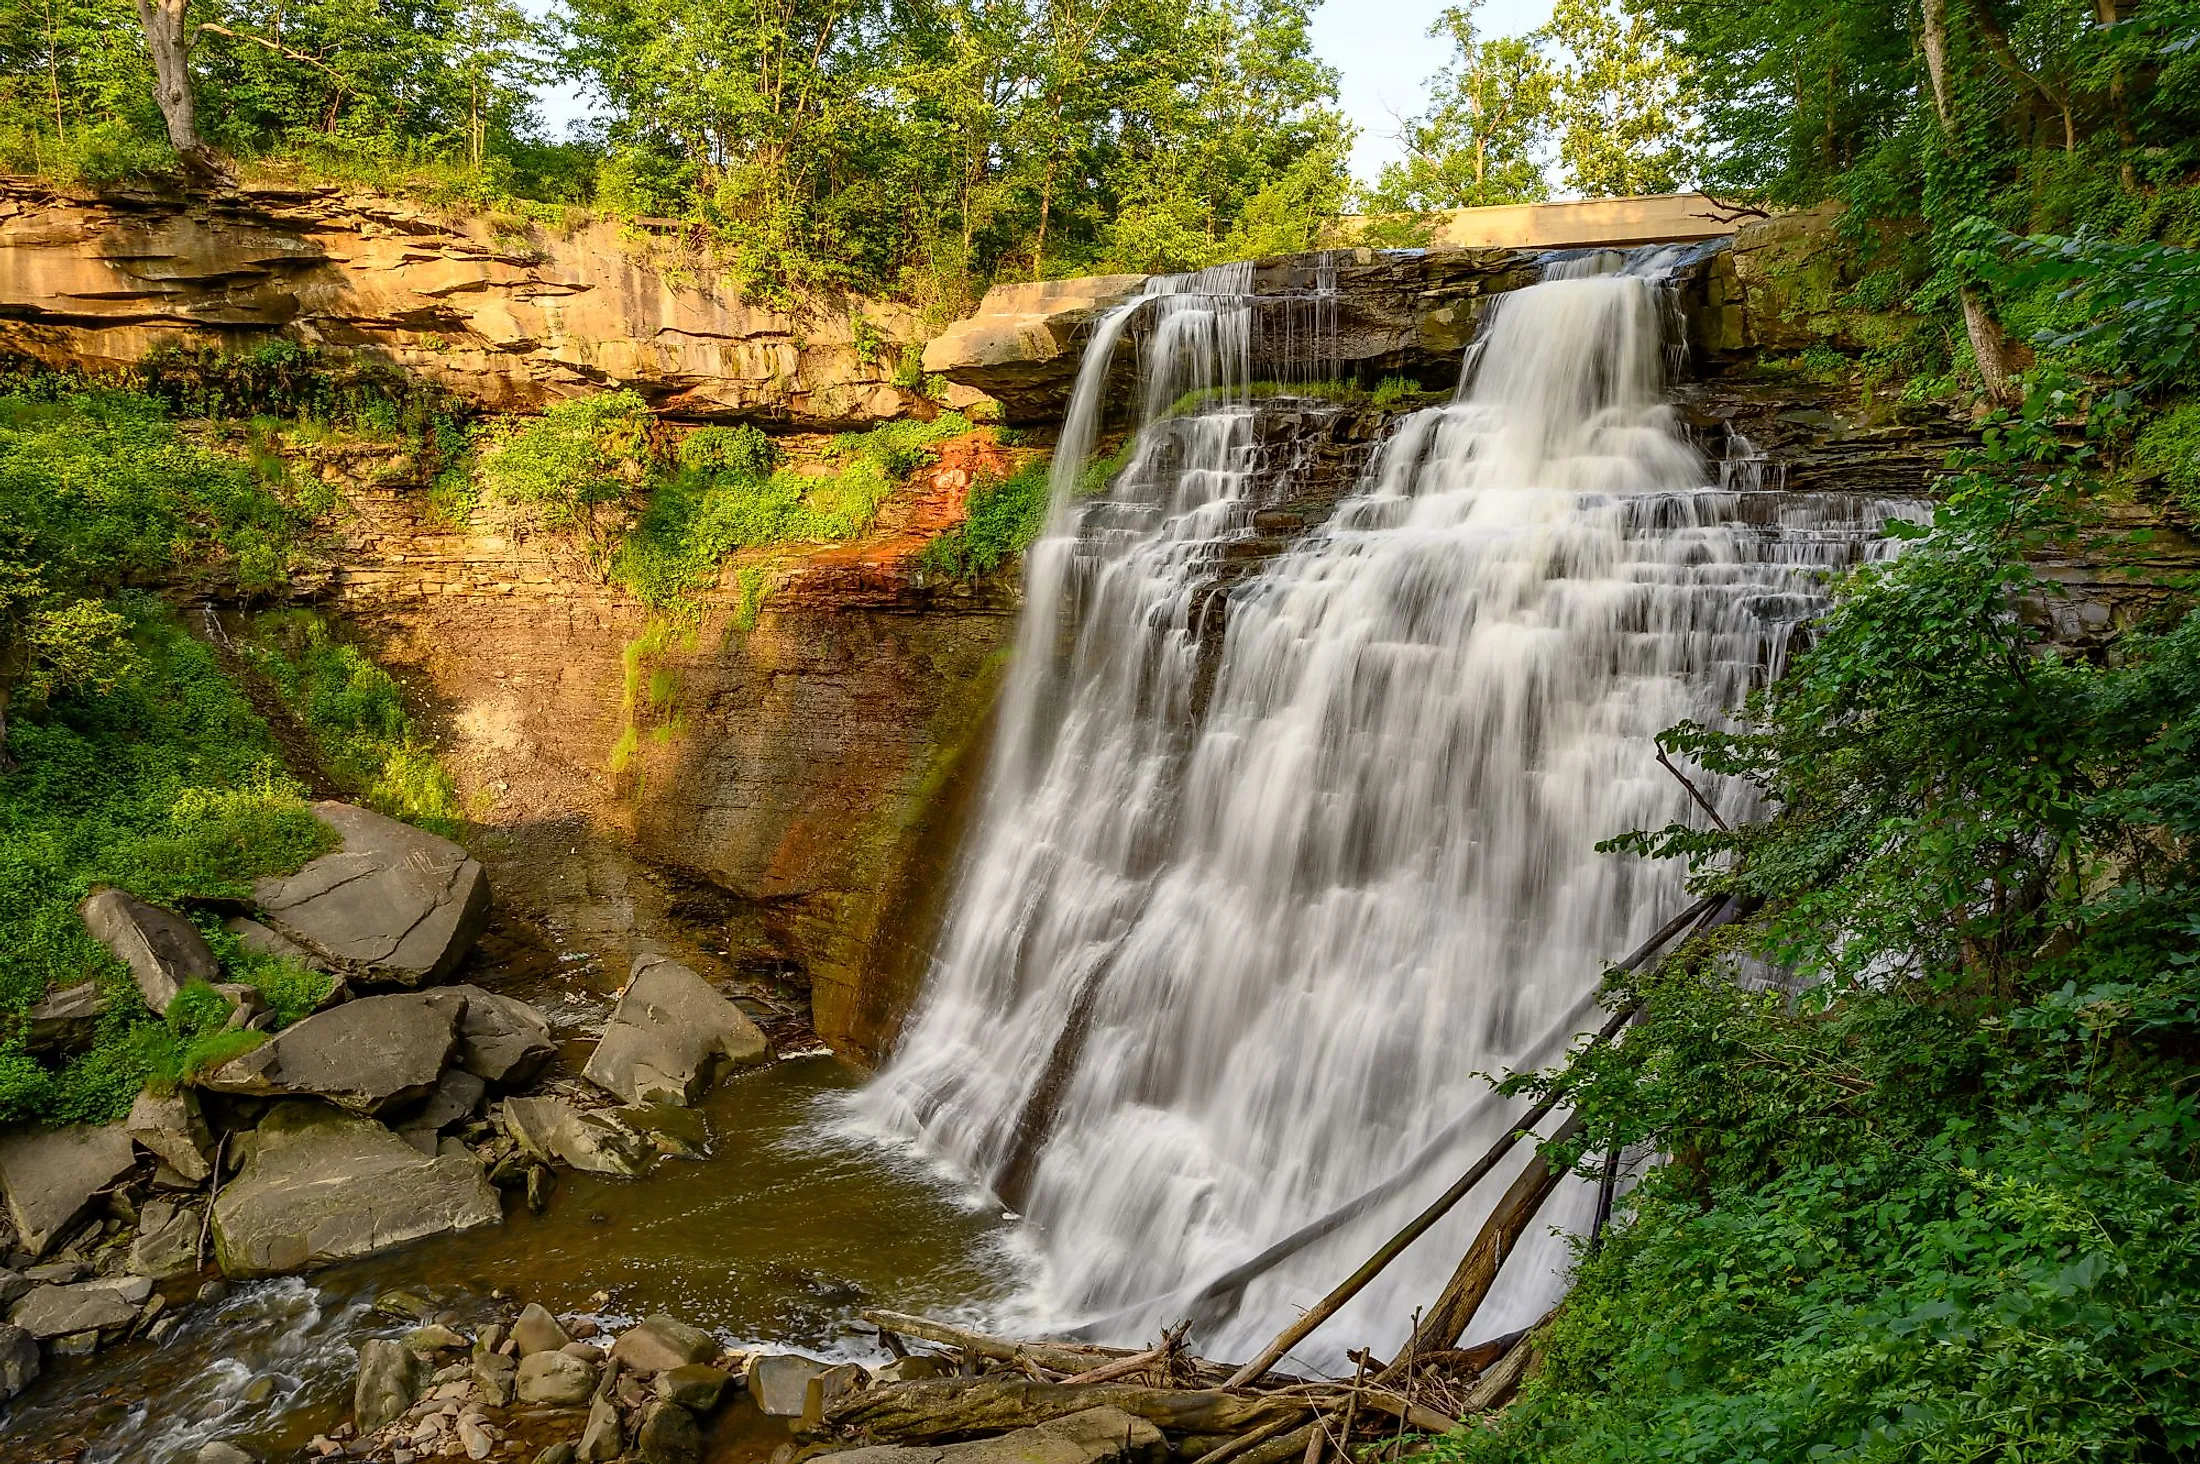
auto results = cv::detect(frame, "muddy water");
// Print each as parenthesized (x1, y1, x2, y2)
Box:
(4, 1058, 1022, 1464)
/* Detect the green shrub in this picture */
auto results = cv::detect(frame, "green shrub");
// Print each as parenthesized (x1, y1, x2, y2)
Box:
(475, 389, 657, 572)
(677, 424, 781, 478)
(0, 605, 332, 1126)
(239, 610, 466, 835)
(919, 457, 1054, 578)
(2133, 400, 2200, 516)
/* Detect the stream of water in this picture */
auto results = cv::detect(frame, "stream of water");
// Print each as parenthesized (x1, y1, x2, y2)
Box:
(861, 249, 1914, 1371)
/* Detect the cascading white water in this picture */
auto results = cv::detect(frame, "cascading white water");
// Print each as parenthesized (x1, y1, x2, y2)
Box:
(864, 251, 1908, 1371)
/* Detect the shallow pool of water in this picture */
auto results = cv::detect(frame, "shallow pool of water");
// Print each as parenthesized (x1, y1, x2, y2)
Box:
(3, 1057, 1023, 1464)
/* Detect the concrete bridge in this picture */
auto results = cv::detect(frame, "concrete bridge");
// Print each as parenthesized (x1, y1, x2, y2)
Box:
(1376, 192, 1746, 251)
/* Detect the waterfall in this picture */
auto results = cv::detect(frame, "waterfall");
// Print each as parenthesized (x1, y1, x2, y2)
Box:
(862, 251, 1906, 1371)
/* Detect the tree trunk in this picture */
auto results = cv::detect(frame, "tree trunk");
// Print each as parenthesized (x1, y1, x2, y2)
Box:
(1919, 0, 2016, 402)
(131, 0, 223, 180)
(1385, 1112, 1584, 1370)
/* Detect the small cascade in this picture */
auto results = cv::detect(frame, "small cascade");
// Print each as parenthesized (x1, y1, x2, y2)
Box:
(864, 250, 1912, 1370)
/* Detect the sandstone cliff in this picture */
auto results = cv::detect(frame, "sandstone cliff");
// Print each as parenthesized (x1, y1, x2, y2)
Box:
(0, 178, 926, 427)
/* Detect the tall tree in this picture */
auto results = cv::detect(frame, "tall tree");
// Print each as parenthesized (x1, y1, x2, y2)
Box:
(1543, 0, 1696, 197)
(1364, 0, 1557, 213)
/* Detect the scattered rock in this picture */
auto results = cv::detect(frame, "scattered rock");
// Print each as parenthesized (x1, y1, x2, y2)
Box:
(211, 1102, 501, 1276)
(356, 1336, 426, 1432)
(224, 915, 326, 971)
(405, 1322, 470, 1352)
(635, 1401, 702, 1464)
(561, 1341, 606, 1364)
(24, 981, 106, 1055)
(0, 1322, 38, 1402)
(813, 1407, 1167, 1464)
(512, 1302, 571, 1356)
(500, 1097, 654, 1178)
(127, 1200, 204, 1278)
(23, 1260, 84, 1284)
(198, 1443, 256, 1464)
(0, 1121, 136, 1256)
(0, 1271, 26, 1310)
(611, 1314, 719, 1374)
(9, 1281, 139, 1338)
(534, 1445, 577, 1464)
(746, 1352, 832, 1416)
(804, 1363, 870, 1422)
(214, 982, 273, 1031)
(450, 986, 558, 1089)
(408, 1068, 489, 1135)
(127, 1088, 216, 1183)
(201, 990, 467, 1115)
(582, 955, 769, 1107)
(51, 1327, 100, 1356)
(656, 1363, 731, 1412)
(80, 888, 220, 1016)
(516, 1349, 598, 1406)
(253, 802, 491, 985)
(579, 1393, 623, 1462)
(457, 1413, 496, 1459)
(475, 1348, 518, 1406)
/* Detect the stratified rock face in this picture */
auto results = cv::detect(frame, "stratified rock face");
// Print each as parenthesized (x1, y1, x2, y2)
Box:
(582, 955, 768, 1106)
(0, 180, 924, 428)
(254, 802, 490, 985)
(921, 275, 1149, 422)
(79, 888, 221, 1016)
(202, 989, 466, 1114)
(922, 250, 1545, 421)
(211, 1101, 501, 1276)
(0, 1122, 135, 1256)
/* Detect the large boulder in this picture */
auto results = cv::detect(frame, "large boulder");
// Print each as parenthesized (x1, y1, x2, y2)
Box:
(252, 802, 490, 986)
(0, 1322, 37, 1402)
(127, 1088, 216, 1182)
(609, 1314, 717, 1373)
(127, 1199, 205, 1279)
(814, 1408, 1166, 1464)
(80, 888, 220, 1016)
(9, 1280, 140, 1338)
(515, 1349, 597, 1406)
(201, 989, 466, 1115)
(211, 1102, 501, 1276)
(356, 1335, 425, 1432)
(499, 1097, 654, 1178)
(921, 276, 1149, 423)
(582, 956, 768, 1107)
(23, 980, 106, 1055)
(0, 1121, 135, 1256)
(449, 985, 557, 1088)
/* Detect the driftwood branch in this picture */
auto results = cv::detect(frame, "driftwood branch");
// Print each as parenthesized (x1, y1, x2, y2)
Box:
(861, 1310, 1131, 1375)
(1385, 1112, 1584, 1374)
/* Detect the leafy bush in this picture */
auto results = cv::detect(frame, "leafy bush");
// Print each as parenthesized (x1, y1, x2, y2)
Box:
(137, 340, 469, 445)
(240, 610, 466, 835)
(2134, 399, 2200, 516)
(476, 389, 657, 573)
(919, 458, 1054, 578)
(0, 606, 333, 1125)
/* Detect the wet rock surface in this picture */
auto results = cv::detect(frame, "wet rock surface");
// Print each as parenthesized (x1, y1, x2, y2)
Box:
(0, 1120, 135, 1257)
(211, 1102, 501, 1275)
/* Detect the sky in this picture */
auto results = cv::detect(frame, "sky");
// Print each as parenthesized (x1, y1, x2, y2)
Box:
(526, 0, 1560, 191)
(1309, 0, 1554, 184)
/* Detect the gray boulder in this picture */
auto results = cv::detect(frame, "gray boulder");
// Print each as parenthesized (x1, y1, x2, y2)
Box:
(252, 802, 490, 985)
(746, 1352, 832, 1416)
(500, 1097, 653, 1178)
(407, 1067, 487, 1135)
(579, 1393, 623, 1462)
(223, 915, 325, 970)
(635, 1402, 702, 1464)
(813, 1408, 1166, 1464)
(355, 1335, 424, 1432)
(9, 1281, 139, 1338)
(451, 985, 557, 1089)
(610, 1314, 717, 1373)
(582, 956, 768, 1107)
(515, 1349, 597, 1406)
(81, 888, 220, 1016)
(0, 1121, 135, 1256)
(0, 1322, 38, 1401)
(24, 981, 106, 1055)
(127, 1088, 215, 1182)
(128, 1199, 205, 1279)
(512, 1302, 571, 1356)
(656, 1363, 731, 1412)
(201, 989, 466, 1115)
(197, 1445, 256, 1464)
(211, 1102, 501, 1277)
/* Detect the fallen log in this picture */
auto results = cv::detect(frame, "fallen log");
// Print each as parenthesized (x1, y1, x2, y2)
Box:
(861, 1310, 1133, 1375)
(1384, 1113, 1584, 1375)
(1190, 1410, 1314, 1464)
(1459, 1331, 1539, 1415)
(820, 1379, 1300, 1444)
